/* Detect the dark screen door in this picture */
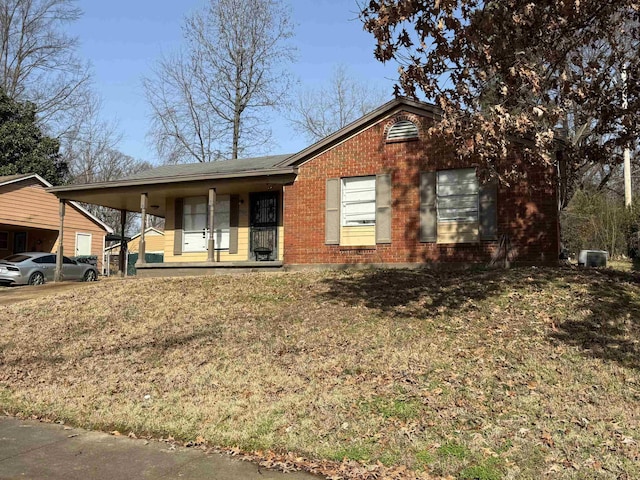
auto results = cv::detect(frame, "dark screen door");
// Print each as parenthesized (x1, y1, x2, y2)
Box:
(249, 192, 278, 260)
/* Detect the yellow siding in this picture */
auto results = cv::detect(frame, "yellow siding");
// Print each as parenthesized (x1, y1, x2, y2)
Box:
(278, 225, 284, 260)
(163, 193, 253, 262)
(127, 232, 165, 254)
(0, 179, 108, 271)
(437, 221, 479, 244)
(340, 225, 376, 246)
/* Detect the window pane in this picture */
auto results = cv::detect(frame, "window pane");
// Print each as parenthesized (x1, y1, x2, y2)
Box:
(342, 176, 376, 226)
(184, 213, 207, 231)
(183, 197, 206, 214)
(437, 169, 479, 222)
(213, 228, 230, 250)
(214, 196, 230, 229)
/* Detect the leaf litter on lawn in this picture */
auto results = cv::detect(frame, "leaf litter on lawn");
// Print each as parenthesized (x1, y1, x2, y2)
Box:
(1, 267, 639, 479)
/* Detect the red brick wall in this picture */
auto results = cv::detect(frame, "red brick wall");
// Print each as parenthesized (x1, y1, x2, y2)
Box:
(283, 111, 559, 266)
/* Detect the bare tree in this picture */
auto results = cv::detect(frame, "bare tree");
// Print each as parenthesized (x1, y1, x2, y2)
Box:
(60, 91, 154, 233)
(61, 92, 122, 184)
(144, 0, 295, 163)
(288, 65, 389, 142)
(0, 0, 91, 130)
(74, 146, 154, 235)
(78, 149, 154, 235)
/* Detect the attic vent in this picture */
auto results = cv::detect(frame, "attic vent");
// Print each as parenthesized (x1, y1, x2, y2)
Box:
(386, 120, 419, 142)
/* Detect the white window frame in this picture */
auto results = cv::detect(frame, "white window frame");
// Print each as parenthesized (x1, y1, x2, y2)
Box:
(437, 168, 479, 223)
(341, 176, 376, 227)
(182, 195, 231, 252)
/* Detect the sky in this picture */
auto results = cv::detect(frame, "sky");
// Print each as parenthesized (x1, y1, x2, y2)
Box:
(69, 0, 400, 164)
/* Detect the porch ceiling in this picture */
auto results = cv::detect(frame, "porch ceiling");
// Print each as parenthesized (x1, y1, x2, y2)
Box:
(48, 174, 296, 218)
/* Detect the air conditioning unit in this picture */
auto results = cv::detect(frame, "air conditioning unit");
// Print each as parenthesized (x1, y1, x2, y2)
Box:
(578, 250, 608, 267)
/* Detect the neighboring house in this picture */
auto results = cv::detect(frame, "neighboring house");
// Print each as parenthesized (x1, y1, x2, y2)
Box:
(0, 174, 113, 272)
(48, 98, 559, 276)
(105, 227, 165, 255)
(105, 227, 164, 275)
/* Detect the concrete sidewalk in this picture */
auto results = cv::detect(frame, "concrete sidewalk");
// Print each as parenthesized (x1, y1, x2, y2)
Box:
(0, 416, 318, 479)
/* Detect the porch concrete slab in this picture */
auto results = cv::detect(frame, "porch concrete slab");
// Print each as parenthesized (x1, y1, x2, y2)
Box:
(0, 417, 318, 480)
(136, 261, 284, 277)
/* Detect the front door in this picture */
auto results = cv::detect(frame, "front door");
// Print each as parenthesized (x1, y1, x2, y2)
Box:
(249, 192, 278, 261)
(13, 232, 27, 254)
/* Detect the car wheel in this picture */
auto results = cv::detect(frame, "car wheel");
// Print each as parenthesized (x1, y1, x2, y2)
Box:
(83, 269, 97, 282)
(28, 272, 45, 286)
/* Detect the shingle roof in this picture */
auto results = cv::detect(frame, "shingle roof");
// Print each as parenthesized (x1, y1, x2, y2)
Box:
(0, 173, 32, 185)
(124, 154, 293, 181)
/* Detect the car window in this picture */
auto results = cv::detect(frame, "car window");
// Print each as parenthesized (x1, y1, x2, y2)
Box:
(2, 254, 30, 263)
(33, 255, 56, 264)
(62, 256, 76, 265)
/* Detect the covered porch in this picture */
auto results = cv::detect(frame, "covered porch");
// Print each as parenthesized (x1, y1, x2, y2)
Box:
(47, 157, 297, 278)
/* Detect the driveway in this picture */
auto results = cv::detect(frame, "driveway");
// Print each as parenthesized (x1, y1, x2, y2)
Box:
(0, 280, 109, 306)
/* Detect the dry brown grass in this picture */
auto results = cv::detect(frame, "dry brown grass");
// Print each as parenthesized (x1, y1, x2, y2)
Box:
(1, 267, 639, 479)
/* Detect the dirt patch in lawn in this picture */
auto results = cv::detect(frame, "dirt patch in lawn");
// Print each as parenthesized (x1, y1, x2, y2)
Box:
(1, 267, 639, 479)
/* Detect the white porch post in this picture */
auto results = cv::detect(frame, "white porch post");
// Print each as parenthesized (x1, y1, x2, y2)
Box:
(137, 193, 148, 265)
(54, 199, 65, 282)
(207, 188, 216, 262)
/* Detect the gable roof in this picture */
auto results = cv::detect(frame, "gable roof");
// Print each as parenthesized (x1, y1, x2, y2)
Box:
(277, 97, 441, 167)
(45, 98, 440, 198)
(0, 173, 39, 187)
(0, 173, 113, 233)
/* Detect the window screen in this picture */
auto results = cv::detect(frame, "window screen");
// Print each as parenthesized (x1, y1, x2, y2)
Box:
(342, 177, 376, 226)
(437, 169, 479, 222)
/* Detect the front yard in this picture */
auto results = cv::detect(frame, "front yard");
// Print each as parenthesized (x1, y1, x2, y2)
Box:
(1, 267, 639, 479)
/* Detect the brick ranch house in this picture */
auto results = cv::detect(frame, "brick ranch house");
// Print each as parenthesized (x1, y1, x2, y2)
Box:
(48, 98, 559, 277)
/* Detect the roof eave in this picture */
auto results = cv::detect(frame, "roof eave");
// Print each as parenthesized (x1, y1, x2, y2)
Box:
(47, 167, 298, 194)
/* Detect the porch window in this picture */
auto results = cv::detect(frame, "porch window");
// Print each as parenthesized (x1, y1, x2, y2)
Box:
(342, 176, 376, 226)
(0, 231, 7, 250)
(182, 196, 230, 252)
(437, 168, 479, 222)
